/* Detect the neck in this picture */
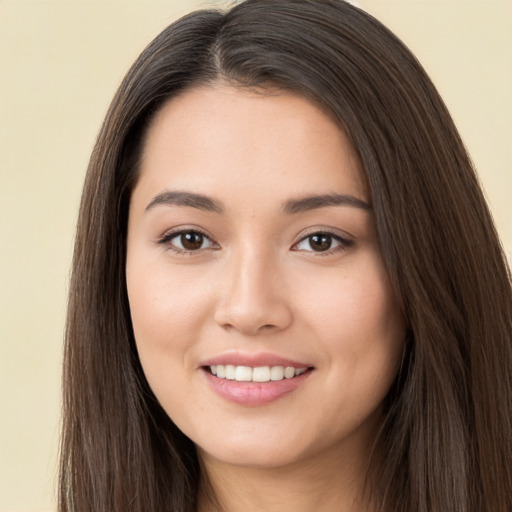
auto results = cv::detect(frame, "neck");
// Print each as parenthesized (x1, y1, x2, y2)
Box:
(197, 441, 377, 512)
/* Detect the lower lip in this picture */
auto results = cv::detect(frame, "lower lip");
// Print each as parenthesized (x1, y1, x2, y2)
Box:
(203, 368, 312, 406)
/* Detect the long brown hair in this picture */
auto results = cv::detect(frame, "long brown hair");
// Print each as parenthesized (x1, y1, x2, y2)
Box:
(60, 1, 512, 511)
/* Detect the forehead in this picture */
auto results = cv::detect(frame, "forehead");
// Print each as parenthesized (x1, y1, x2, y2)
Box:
(135, 84, 367, 206)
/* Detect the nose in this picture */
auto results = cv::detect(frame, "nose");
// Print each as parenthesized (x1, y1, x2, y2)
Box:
(214, 246, 293, 336)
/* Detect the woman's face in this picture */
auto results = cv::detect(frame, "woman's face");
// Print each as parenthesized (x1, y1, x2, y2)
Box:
(126, 85, 405, 470)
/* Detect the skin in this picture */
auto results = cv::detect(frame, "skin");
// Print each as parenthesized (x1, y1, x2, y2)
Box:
(126, 84, 405, 512)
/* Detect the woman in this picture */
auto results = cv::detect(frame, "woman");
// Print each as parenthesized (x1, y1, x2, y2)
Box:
(59, 1, 512, 511)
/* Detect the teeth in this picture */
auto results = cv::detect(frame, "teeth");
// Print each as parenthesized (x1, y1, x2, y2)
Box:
(225, 365, 236, 380)
(270, 366, 284, 380)
(209, 365, 308, 382)
(252, 366, 270, 382)
(284, 367, 295, 379)
(234, 366, 252, 381)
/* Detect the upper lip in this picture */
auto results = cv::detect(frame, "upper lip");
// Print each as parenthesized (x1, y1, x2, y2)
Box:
(200, 352, 312, 368)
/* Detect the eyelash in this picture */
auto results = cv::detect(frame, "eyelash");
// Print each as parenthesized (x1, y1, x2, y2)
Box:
(157, 228, 218, 255)
(157, 229, 354, 256)
(292, 231, 354, 256)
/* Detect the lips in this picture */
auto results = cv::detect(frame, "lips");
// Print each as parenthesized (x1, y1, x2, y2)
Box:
(201, 352, 311, 369)
(200, 353, 314, 406)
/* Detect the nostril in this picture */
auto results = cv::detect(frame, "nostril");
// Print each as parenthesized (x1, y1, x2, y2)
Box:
(213, 290, 293, 335)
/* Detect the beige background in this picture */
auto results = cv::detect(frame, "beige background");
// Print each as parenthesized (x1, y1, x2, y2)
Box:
(0, 1, 510, 510)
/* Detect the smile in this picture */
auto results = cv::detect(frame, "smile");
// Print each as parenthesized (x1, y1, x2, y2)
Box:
(209, 365, 308, 382)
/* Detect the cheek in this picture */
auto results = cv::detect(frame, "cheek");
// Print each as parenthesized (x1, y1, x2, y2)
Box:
(295, 253, 405, 389)
(125, 250, 214, 385)
(299, 255, 402, 333)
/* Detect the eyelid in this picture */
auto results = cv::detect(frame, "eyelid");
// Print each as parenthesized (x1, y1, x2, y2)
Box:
(155, 225, 354, 256)
(157, 225, 220, 253)
(291, 227, 354, 255)
(293, 226, 353, 243)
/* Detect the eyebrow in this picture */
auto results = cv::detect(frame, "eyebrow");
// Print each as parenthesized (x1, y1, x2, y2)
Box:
(283, 193, 371, 214)
(145, 191, 224, 213)
(145, 190, 371, 215)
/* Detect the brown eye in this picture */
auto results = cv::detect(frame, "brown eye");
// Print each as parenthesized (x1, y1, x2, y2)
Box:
(160, 230, 216, 252)
(308, 234, 332, 251)
(293, 231, 352, 254)
(180, 231, 205, 250)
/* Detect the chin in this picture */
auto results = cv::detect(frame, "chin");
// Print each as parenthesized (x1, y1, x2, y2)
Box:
(197, 440, 308, 470)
